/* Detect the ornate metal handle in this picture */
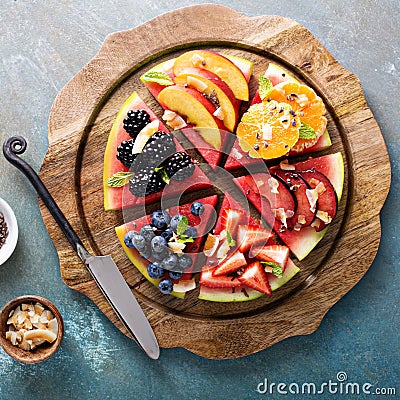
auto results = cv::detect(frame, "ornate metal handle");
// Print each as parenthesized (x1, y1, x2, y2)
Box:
(3, 136, 83, 251)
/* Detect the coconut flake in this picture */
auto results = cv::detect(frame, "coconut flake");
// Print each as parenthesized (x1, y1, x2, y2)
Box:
(168, 241, 186, 254)
(203, 234, 220, 257)
(190, 53, 206, 66)
(311, 219, 321, 229)
(213, 106, 225, 120)
(315, 181, 326, 195)
(268, 177, 279, 194)
(316, 210, 332, 224)
(173, 278, 196, 293)
(187, 75, 209, 92)
(216, 239, 230, 260)
(297, 214, 306, 225)
(162, 110, 178, 121)
(306, 188, 319, 213)
(261, 123, 273, 140)
(279, 160, 295, 171)
(295, 93, 309, 107)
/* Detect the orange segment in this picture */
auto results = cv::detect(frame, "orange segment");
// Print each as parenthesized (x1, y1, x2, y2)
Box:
(266, 82, 327, 152)
(236, 100, 300, 159)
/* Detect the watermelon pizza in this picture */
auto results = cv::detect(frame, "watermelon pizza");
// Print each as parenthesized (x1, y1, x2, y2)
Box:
(103, 50, 344, 301)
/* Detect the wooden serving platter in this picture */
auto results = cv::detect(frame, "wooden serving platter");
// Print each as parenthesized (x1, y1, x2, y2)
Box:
(39, 4, 390, 359)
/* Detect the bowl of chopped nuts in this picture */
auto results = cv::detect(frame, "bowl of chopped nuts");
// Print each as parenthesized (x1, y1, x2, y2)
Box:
(0, 295, 64, 363)
(0, 197, 18, 266)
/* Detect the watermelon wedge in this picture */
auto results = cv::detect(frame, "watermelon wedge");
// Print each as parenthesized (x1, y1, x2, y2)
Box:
(116, 195, 218, 298)
(234, 152, 344, 260)
(103, 92, 212, 211)
(198, 192, 299, 302)
(198, 259, 300, 302)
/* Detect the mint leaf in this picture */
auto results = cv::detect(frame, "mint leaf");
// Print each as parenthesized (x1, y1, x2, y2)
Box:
(298, 121, 316, 139)
(258, 75, 274, 100)
(141, 71, 174, 86)
(176, 216, 189, 236)
(261, 261, 283, 278)
(226, 230, 236, 247)
(106, 171, 135, 187)
(155, 167, 170, 184)
(177, 235, 195, 244)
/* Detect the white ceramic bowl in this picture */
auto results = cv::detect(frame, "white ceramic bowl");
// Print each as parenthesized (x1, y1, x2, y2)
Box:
(0, 197, 18, 265)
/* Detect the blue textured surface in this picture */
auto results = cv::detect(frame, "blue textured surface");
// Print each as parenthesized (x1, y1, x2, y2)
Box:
(0, 1, 398, 399)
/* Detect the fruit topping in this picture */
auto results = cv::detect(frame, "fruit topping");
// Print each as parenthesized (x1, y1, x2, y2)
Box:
(267, 82, 327, 152)
(212, 251, 247, 276)
(236, 225, 273, 253)
(249, 245, 289, 270)
(236, 100, 300, 159)
(200, 268, 242, 288)
(158, 278, 174, 294)
(163, 152, 195, 181)
(123, 109, 151, 139)
(238, 261, 272, 296)
(131, 131, 176, 172)
(190, 201, 205, 216)
(128, 166, 166, 197)
(116, 139, 136, 168)
(147, 262, 165, 279)
(150, 210, 171, 230)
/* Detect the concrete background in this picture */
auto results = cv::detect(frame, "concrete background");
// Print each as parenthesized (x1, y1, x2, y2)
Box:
(0, 1, 398, 399)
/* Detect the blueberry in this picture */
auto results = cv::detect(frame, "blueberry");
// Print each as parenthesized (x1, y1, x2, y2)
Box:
(161, 227, 174, 241)
(158, 278, 173, 294)
(147, 262, 165, 279)
(190, 201, 205, 216)
(169, 269, 183, 280)
(162, 254, 178, 270)
(152, 247, 170, 261)
(140, 224, 156, 242)
(151, 235, 167, 253)
(178, 254, 193, 270)
(139, 244, 152, 260)
(170, 214, 184, 233)
(184, 226, 197, 239)
(150, 210, 170, 230)
(132, 234, 146, 251)
(123, 231, 137, 248)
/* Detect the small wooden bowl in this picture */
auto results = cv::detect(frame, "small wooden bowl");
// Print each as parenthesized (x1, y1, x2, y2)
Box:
(0, 295, 64, 363)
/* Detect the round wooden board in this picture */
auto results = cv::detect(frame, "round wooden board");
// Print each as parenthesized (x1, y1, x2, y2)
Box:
(39, 4, 390, 359)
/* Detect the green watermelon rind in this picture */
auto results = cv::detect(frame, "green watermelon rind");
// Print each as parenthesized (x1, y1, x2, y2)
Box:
(198, 260, 300, 302)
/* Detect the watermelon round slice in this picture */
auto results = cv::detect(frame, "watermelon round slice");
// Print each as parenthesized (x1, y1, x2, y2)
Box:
(116, 195, 218, 298)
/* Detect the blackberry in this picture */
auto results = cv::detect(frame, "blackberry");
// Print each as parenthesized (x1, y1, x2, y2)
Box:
(131, 132, 176, 172)
(123, 109, 151, 138)
(164, 152, 195, 181)
(116, 139, 136, 168)
(129, 166, 165, 197)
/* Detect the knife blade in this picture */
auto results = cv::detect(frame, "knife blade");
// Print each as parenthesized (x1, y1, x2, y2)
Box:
(77, 245, 159, 359)
(3, 136, 160, 360)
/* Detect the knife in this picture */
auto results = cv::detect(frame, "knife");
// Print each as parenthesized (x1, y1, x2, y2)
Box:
(3, 136, 160, 360)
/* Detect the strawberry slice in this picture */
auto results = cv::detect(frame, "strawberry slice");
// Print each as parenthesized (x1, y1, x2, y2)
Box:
(249, 245, 290, 270)
(200, 268, 242, 288)
(219, 208, 246, 238)
(237, 225, 273, 253)
(213, 251, 247, 276)
(238, 261, 272, 296)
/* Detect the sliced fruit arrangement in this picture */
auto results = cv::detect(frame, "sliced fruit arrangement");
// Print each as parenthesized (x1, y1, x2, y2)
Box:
(198, 194, 300, 302)
(231, 62, 331, 165)
(103, 92, 211, 210)
(103, 49, 346, 303)
(115, 196, 218, 298)
(140, 50, 253, 166)
(234, 153, 344, 260)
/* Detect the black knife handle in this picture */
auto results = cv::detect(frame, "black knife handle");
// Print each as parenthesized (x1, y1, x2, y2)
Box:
(3, 136, 84, 251)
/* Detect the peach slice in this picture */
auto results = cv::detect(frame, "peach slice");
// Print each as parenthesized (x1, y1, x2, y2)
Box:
(174, 67, 238, 131)
(173, 50, 249, 101)
(157, 85, 223, 150)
